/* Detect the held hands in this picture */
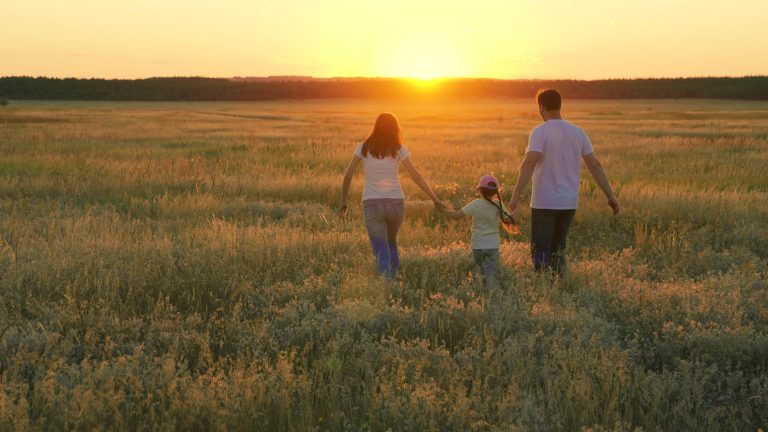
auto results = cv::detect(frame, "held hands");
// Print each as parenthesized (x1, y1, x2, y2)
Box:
(507, 197, 521, 214)
(513, 205, 522, 222)
(506, 205, 522, 224)
(433, 199, 448, 213)
(501, 202, 522, 226)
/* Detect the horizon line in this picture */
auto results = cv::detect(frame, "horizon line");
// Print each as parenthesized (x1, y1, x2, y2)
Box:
(2, 74, 767, 82)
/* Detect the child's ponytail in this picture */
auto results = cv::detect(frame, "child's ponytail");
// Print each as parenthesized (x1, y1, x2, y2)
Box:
(481, 188, 519, 234)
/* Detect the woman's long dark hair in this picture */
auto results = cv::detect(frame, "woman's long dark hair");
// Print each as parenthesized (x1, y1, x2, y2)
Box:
(361, 113, 402, 159)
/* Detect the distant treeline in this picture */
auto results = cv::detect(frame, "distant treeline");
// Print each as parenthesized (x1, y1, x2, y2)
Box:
(1, 76, 767, 101)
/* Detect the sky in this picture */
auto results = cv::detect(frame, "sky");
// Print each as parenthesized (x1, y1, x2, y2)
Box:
(3, 0, 767, 80)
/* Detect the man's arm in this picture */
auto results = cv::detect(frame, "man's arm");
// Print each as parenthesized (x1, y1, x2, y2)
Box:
(582, 153, 620, 215)
(508, 151, 542, 210)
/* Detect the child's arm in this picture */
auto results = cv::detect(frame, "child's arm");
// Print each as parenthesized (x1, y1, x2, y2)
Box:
(438, 207, 466, 220)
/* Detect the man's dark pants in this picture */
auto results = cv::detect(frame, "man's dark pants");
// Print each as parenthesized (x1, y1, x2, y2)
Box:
(531, 208, 576, 274)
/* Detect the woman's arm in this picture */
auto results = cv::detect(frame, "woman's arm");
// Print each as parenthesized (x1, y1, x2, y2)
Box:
(339, 155, 361, 218)
(401, 158, 445, 209)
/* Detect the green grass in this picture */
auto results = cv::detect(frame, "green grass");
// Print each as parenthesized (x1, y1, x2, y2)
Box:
(0, 99, 767, 431)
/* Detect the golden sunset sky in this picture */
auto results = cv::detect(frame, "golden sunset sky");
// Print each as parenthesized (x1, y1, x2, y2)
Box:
(3, 0, 767, 79)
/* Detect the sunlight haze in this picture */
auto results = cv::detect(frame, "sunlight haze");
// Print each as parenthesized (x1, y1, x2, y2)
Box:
(3, 0, 767, 79)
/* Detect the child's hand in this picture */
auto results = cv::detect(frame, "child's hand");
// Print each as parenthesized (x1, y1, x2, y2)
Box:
(442, 208, 466, 220)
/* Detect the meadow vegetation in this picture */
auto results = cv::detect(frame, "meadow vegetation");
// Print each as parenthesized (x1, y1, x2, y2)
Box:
(0, 99, 767, 431)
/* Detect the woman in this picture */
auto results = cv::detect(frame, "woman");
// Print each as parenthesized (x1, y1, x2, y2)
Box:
(339, 113, 445, 278)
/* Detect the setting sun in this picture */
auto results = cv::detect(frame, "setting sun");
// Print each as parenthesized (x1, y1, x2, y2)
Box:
(376, 37, 470, 80)
(407, 77, 444, 92)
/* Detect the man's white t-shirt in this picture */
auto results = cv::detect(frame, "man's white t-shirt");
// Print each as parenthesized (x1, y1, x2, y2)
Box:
(526, 120, 594, 210)
(354, 143, 410, 201)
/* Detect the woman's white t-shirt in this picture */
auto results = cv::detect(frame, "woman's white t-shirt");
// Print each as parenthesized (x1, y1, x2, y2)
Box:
(354, 143, 410, 201)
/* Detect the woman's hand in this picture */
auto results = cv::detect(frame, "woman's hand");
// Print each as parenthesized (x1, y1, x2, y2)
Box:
(433, 199, 448, 212)
(339, 155, 360, 219)
(607, 196, 620, 215)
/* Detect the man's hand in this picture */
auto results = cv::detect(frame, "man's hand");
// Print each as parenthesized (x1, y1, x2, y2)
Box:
(508, 196, 522, 214)
(510, 205, 522, 223)
(507, 198, 517, 212)
(338, 204, 348, 219)
(608, 196, 620, 215)
(583, 153, 619, 216)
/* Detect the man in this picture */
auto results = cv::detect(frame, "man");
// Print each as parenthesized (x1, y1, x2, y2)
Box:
(508, 89, 620, 274)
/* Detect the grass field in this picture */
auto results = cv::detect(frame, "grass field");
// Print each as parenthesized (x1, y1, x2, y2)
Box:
(1, 98, 767, 431)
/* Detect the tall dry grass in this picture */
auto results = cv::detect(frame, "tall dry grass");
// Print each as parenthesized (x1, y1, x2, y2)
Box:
(0, 99, 767, 431)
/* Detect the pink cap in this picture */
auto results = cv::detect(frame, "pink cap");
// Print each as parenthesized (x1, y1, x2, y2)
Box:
(478, 175, 499, 190)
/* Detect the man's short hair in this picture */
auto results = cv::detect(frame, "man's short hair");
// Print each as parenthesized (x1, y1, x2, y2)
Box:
(536, 88, 561, 111)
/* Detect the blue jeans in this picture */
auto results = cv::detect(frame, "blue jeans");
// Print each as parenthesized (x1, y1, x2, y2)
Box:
(363, 199, 405, 278)
(472, 249, 500, 289)
(531, 208, 576, 275)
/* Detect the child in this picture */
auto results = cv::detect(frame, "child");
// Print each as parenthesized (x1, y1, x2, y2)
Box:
(439, 175, 518, 289)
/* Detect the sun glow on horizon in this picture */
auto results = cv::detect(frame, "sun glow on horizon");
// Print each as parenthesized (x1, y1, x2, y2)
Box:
(407, 77, 444, 92)
(375, 38, 473, 80)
